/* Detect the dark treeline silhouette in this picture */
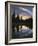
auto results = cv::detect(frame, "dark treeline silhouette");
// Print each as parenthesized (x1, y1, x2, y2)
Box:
(12, 11, 32, 29)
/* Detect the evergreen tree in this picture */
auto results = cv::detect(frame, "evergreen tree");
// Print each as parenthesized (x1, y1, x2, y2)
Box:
(12, 9, 15, 32)
(16, 13, 19, 32)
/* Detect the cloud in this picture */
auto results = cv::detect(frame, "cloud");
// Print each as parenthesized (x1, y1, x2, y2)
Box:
(19, 7, 32, 15)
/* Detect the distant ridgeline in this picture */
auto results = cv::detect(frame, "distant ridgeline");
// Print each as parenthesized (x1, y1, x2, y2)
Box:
(24, 18, 33, 29)
(12, 11, 33, 29)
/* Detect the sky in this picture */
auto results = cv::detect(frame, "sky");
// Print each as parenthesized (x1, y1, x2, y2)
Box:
(10, 5, 33, 16)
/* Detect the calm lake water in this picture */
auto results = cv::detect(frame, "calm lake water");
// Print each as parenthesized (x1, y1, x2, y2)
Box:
(12, 25, 33, 38)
